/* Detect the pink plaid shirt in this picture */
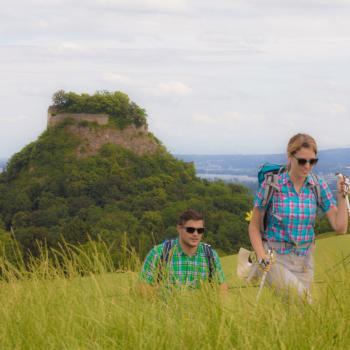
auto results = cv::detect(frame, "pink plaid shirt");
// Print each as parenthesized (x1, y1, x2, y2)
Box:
(254, 172, 336, 255)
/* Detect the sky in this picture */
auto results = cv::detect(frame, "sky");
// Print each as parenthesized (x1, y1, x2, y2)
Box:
(1, 0, 350, 158)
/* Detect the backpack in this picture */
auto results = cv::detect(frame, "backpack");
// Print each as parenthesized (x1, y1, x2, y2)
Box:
(258, 163, 322, 230)
(157, 239, 216, 283)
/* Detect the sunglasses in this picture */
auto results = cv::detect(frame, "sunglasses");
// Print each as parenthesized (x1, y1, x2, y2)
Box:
(184, 227, 205, 234)
(293, 155, 318, 166)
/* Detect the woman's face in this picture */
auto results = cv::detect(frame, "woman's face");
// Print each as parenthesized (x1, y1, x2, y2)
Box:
(289, 147, 318, 179)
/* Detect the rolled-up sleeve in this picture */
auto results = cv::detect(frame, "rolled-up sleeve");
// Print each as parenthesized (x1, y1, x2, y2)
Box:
(212, 250, 226, 284)
(319, 177, 337, 213)
(139, 248, 160, 285)
(253, 180, 267, 210)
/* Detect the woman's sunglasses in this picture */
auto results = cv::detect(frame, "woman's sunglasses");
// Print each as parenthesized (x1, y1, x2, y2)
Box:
(184, 227, 205, 234)
(293, 155, 318, 166)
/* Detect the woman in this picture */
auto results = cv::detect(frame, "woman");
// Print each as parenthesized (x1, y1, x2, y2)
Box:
(248, 133, 349, 301)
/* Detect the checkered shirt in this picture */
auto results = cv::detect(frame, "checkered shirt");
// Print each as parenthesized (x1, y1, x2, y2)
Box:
(139, 239, 225, 287)
(254, 172, 336, 255)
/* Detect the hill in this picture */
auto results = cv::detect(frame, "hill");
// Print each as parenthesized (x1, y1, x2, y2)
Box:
(0, 91, 252, 259)
(176, 150, 350, 197)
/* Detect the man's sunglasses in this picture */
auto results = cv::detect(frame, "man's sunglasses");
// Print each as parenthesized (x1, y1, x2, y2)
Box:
(293, 155, 318, 166)
(184, 227, 205, 234)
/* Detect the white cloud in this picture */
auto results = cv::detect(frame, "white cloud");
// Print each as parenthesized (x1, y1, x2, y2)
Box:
(1, 0, 350, 156)
(330, 103, 347, 114)
(102, 73, 135, 85)
(193, 114, 216, 124)
(95, 0, 189, 11)
(34, 19, 49, 29)
(56, 42, 90, 53)
(152, 81, 191, 96)
(0, 115, 30, 123)
(192, 111, 267, 127)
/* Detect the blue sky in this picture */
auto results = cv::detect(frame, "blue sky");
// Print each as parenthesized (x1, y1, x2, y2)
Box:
(1, 0, 350, 157)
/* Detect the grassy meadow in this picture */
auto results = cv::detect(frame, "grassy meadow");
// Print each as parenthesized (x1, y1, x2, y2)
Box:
(0, 234, 349, 349)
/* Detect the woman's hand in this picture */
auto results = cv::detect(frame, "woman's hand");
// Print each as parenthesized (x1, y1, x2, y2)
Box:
(326, 174, 349, 233)
(336, 174, 350, 197)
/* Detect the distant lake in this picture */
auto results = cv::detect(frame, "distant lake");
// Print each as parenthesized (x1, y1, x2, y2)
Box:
(197, 173, 257, 183)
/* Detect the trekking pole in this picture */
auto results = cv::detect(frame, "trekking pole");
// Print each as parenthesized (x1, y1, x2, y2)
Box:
(336, 173, 350, 215)
(256, 249, 275, 302)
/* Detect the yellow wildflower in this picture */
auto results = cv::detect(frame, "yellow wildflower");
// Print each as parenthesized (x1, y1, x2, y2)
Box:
(245, 210, 252, 222)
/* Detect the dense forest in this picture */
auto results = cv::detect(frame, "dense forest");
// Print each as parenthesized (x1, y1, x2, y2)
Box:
(0, 91, 253, 264)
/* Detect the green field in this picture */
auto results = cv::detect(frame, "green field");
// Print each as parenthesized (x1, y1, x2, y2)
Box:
(0, 234, 349, 349)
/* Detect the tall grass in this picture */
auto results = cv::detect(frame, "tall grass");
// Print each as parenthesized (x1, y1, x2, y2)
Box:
(0, 236, 349, 349)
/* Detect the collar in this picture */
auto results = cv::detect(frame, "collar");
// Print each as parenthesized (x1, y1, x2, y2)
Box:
(282, 171, 315, 187)
(306, 174, 316, 186)
(281, 171, 290, 185)
(174, 238, 201, 257)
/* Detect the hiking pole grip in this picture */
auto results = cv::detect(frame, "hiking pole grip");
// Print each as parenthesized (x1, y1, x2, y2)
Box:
(256, 249, 275, 302)
(346, 196, 350, 216)
(336, 173, 350, 215)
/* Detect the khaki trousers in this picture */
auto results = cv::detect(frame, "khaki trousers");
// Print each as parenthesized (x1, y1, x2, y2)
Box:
(250, 242, 314, 302)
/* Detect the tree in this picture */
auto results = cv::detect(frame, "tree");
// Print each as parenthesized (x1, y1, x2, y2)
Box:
(50, 90, 147, 129)
(52, 89, 68, 107)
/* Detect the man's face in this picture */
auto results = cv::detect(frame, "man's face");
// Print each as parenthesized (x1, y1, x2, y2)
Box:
(177, 219, 204, 249)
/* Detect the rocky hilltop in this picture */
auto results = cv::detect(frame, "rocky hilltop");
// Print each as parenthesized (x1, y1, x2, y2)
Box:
(47, 107, 162, 157)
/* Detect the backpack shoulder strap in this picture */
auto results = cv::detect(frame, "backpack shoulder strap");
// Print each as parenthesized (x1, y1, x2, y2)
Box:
(203, 243, 216, 282)
(160, 239, 174, 263)
(262, 173, 275, 207)
(262, 166, 284, 207)
(157, 239, 175, 283)
(261, 166, 285, 230)
(309, 173, 322, 208)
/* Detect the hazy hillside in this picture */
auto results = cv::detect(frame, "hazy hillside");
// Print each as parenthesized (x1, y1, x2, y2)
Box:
(177, 148, 350, 176)
(176, 148, 350, 191)
(0, 159, 6, 172)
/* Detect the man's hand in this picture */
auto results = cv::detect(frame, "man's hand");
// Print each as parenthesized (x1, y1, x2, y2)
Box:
(136, 282, 156, 298)
(219, 282, 229, 295)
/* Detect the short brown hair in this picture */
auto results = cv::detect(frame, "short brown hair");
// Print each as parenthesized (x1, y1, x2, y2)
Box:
(177, 209, 204, 225)
(287, 133, 318, 157)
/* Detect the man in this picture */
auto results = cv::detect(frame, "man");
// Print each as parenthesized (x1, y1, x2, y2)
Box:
(139, 209, 228, 291)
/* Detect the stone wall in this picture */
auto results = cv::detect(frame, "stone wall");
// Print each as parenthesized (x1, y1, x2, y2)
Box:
(67, 124, 160, 157)
(47, 109, 109, 128)
(46, 108, 156, 156)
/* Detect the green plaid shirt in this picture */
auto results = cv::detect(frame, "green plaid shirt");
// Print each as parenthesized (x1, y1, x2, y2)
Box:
(140, 239, 225, 288)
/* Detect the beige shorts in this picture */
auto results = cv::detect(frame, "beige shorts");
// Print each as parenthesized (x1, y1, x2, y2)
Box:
(251, 242, 314, 301)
